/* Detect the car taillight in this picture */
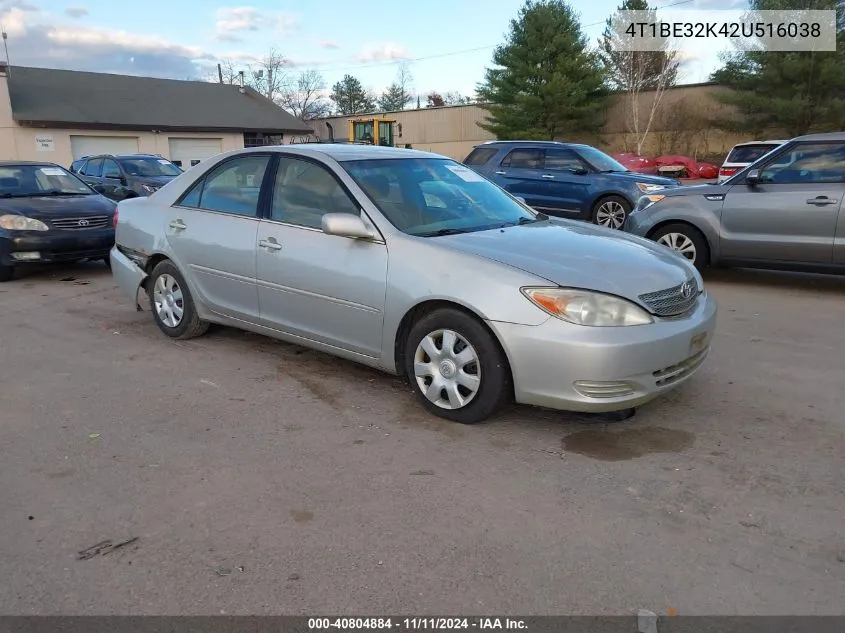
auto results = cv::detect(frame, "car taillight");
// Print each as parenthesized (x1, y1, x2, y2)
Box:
(113, 208, 118, 228)
(719, 167, 737, 178)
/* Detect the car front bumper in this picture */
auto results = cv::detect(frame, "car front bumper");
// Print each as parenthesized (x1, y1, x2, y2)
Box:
(488, 291, 717, 413)
(0, 228, 114, 266)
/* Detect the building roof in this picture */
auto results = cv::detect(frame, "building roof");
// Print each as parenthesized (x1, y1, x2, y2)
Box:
(6, 66, 311, 134)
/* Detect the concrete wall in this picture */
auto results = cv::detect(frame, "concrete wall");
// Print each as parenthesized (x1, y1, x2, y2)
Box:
(0, 68, 244, 166)
(311, 83, 761, 162)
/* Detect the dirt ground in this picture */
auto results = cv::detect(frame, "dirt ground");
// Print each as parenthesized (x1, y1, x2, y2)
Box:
(0, 262, 843, 615)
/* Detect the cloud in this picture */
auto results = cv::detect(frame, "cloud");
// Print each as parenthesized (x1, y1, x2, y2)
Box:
(355, 42, 410, 63)
(213, 6, 298, 42)
(2, 1, 38, 11)
(64, 6, 88, 19)
(0, 5, 213, 78)
(691, 0, 747, 8)
(317, 39, 340, 50)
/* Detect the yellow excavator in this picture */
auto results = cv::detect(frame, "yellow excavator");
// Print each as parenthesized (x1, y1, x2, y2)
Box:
(348, 118, 397, 146)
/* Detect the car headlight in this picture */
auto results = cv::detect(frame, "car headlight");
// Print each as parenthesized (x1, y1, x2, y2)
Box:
(637, 194, 665, 211)
(521, 287, 654, 326)
(0, 214, 49, 231)
(140, 184, 159, 194)
(636, 182, 666, 193)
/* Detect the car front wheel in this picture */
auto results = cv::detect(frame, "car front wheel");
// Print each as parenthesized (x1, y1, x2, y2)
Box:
(405, 308, 511, 424)
(147, 260, 209, 339)
(651, 223, 709, 272)
(0, 264, 13, 282)
(592, 195, 631, 229)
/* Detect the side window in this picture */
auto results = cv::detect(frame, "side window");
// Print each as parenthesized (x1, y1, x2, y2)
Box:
(176, 180, 202, 208)
(196, 155, 270, 217)
(501, 149, 543, 169)
(76, 160, 89, 175)
(85, 158, 104, 177)
(102, 159, 121, 179)
(463, 147, 498, 166)
(271, 157, 360, 229)
(759, 143, 845, 184)
(545, 149, 587, 172)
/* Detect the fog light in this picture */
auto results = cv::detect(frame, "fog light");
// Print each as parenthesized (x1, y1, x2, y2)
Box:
(573, 380, 635, 398)
(12, 251, 41, 261)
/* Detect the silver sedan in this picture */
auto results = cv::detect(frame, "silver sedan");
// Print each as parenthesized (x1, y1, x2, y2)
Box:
(111, 144, 717, 424)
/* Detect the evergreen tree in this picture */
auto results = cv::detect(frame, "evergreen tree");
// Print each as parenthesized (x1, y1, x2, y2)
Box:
(710, 0, 845, 136)
(476, 0, 608, 140)
(329, 75, 375, 115)
(378, 63, 415, 112)
(598, 0, 679, 91)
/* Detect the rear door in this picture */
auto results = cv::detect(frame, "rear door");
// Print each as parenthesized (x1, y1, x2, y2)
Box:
(719, 141, 845, 264)
(490, 148, 546, 209)
(164, 153, 272, 322)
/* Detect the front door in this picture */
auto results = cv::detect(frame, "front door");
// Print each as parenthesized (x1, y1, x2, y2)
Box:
(101, 158, 132, 201)
(164, 153, 272, 322)
(256, 155, 388, 357)
(541, 148, 593, 217)
(719, 141, 845, 264)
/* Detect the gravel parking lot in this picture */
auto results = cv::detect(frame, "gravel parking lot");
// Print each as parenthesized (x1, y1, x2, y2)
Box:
(1, 262, 843, 615)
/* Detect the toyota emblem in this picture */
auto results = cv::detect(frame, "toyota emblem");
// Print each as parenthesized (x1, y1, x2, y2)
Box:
(77, 219, 89, 227)
(681, 281, 693, 298)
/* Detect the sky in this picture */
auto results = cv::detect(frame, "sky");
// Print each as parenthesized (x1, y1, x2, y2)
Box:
(0, 0, 745, 101)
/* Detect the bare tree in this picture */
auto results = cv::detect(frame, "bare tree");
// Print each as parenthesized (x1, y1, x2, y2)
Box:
(278, 70, 332, 121)
(599, 2, 679, 155)
(248, 48, 291, 100)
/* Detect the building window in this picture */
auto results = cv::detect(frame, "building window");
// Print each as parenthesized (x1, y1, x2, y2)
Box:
(244, 132, 283, 148)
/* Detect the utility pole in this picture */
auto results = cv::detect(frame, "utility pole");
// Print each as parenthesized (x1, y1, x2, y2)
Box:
(217, 63, 223, 84)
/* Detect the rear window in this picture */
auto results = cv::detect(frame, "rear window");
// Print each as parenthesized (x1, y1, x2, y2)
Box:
(463, 147, 498, 166)
(726, 144, 781, 164)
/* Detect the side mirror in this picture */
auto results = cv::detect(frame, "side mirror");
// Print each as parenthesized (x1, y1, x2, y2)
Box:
(746, 169, 760, 186)
(569, 166, 589, 176)
(92, 184, 106, 194)
(515, 196, 527, 204)
(321, 213, 376, 240)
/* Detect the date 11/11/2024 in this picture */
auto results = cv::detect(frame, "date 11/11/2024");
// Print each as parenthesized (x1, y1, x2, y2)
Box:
(307, 618, 528, 630)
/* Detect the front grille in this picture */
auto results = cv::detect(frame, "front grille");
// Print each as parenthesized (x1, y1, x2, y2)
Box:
(49, 215, 112, 231)
(638, 277, 700, 317)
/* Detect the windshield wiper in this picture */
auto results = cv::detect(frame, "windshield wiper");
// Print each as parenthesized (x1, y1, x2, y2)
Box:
(40, 190, 91, 196)
(417, 227, 473, 237)
(501, 216, 545, 228)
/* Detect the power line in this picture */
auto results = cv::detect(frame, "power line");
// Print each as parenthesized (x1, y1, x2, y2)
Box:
(320, 0, 696, 73)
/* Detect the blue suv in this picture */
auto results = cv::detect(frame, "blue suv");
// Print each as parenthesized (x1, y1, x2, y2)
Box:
(463, 141, 680, 229)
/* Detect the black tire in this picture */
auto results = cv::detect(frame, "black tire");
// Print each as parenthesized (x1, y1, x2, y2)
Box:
(650, 223, 710, 272)
(591, 195, 631, 229)
(404, 308, 511, 424)
(147, 259, 209, 340)
(0, 264, 13, 282)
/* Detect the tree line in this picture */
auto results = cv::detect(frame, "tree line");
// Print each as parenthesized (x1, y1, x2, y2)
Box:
(476, 0, 845, 148)
(213, 55, 474, 121)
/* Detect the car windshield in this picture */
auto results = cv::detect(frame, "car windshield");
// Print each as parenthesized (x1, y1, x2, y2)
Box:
(119, 157, 182, 177)
(726, 144, 781, 164)
(576, 146, 629, 172)
(343, 158, 539, 236)
(0, 164, 94, 197)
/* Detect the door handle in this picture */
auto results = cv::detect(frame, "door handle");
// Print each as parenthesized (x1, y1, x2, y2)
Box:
(806, 196, 838, 205)
(494, 171, 506, 175)
(541, 174, 555, 179)
(258, 239, 282, 251)
(169, 220, 187, 230)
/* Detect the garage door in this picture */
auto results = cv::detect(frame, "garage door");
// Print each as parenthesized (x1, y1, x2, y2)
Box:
(168, 138, 223, 169)
(70, 135, 140, 160)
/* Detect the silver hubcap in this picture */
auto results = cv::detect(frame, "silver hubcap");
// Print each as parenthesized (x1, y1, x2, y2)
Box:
(595, 201, 627, 229)
(153, 273, 184, 328)
(413, 329, 481, 410)
(657, 232, 697, 261)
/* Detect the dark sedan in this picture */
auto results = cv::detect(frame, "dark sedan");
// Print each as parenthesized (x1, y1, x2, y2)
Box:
(0, 161, 117, 282)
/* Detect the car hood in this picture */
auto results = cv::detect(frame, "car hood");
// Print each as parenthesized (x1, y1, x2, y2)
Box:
(436, 220, 696, 300)
(663, 182, 730, 198)
(0, 194, 115, 218)
(606, 171, 680, 187)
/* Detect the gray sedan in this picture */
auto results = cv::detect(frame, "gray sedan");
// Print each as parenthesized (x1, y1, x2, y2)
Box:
(110, 144, 716, 424)
(624, 132, 845, 273)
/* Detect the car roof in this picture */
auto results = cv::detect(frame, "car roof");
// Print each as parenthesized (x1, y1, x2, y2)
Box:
(731, 140, 788, 147)
(270, 144, 444, 162)
(792, 131, 845, 142)
(0, 160, 62, 167)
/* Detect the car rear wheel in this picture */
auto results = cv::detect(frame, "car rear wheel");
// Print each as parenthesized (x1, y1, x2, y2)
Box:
(592, 195, 631, 229)
(147, 260, 209, 340)
(405, 308, 511, 424)
(0, 264, 13, 282)
(651, 223, 709, 272)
